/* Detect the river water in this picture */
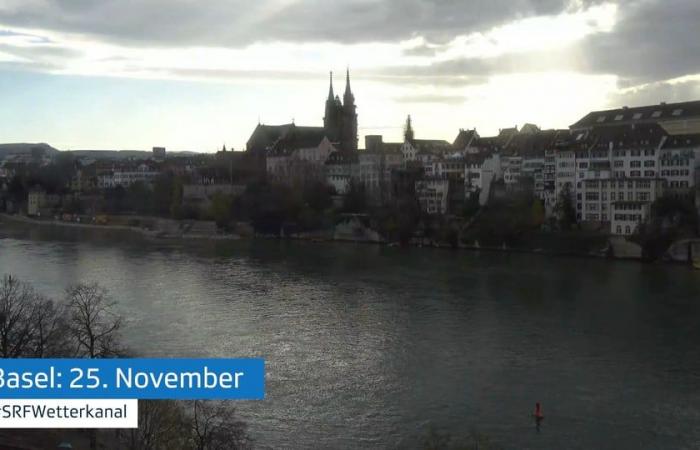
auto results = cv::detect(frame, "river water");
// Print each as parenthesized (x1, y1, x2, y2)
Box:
(1, 221, 700, 449)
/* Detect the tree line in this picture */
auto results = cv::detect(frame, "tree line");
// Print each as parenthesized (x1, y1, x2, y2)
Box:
(0, 275, 252, 450)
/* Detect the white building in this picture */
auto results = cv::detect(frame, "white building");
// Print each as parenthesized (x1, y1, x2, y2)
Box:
(113, 163, 160, 187)
(578, 178, 664, 234)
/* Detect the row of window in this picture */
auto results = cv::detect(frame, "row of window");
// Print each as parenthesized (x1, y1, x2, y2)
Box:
(660, 159, 692, 167)
(616, 225, 634, 235)
(614, 214, 643, 221)
(581, 192, 651, 202)
(585, 180, 654, 189)
(614, 203, 643, 211)
(660, 170, 691, 177)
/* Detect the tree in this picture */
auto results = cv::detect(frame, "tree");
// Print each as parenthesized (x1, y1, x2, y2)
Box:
(342, 182, 368, 214)
(170, 176, 185, 219)
(208, 192, 234, 229)
(303, 181, 334, 212)
(187, 401, 251, 450)
(554, 183, 576, 231)
(531, 198, 545, 228)
(66, 283, 123, 358)
(462, 190, 481, 219)
(152, 174, 175, 217)
(634, 195, 699, 260)
(126, 182, 153, 215)
(120, 400, 188, 450)
(65, 282, 124, 450)
(0, 275, 67, 358)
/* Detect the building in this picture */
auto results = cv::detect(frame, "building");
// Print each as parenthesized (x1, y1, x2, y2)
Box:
(571, 100, 700, 134)
(325, 151, 357, 195)
(416, 176, 450, 215)
(266, 127, 335, 186)
(324, 70, 358, 152)
(27, 189, 46, 216)
(182, 184, 246, 210)
(578, 178, 664, 234)
(152, 147, 166, 161)
(112, 162, 160, 187)
(659, 134, 700, 197)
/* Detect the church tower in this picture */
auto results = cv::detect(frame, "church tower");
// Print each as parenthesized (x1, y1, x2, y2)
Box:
(323, 72, 341, 143)
(323, 69, 358, 152)
(342, 69, 358, 151)
(404, 115, 414, 144)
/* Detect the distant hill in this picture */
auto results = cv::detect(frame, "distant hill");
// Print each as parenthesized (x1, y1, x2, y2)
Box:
(69, 150, 199, 160)
(0, 144, 200, 161)
(0, 143, 60, 158)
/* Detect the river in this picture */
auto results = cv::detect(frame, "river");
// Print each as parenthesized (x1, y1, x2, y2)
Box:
(1, 220, 699, 449)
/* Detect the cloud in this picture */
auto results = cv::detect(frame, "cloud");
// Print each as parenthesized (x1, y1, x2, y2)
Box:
(0, 0, 698, 115)
(608, 77, 700, 108)
(395, 93, 466, 105)
(579, 0, 700, 85)
(0, 0, 599, 47)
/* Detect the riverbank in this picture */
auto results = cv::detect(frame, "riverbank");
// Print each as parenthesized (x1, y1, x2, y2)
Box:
(4, 212, 691, 264)
(0, 213, 240, 241)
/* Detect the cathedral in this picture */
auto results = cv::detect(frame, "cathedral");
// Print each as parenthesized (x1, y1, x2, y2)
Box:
(246, 69, 359, 166)
(324, 70, 358, 152)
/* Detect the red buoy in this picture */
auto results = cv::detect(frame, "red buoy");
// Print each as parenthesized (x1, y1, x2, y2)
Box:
(534, 402, 544, 420)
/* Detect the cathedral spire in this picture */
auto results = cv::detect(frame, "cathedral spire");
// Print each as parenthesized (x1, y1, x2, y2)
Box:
(404, 115, 414, 143)
(328, 71, 334, 101)
(345, 68, 351, 95)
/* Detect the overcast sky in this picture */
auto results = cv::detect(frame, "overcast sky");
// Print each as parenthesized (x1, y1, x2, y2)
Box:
(0, 0, 699, 151)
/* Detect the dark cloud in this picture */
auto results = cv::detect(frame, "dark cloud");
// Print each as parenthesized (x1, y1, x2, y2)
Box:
(0, 0, 594, 47)
(0, 0, 698, 105)
(579, 0, 700, 84)
(607, 79, 700, 108)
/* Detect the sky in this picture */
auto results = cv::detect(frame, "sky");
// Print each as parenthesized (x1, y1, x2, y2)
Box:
(0, 0, 699, 152)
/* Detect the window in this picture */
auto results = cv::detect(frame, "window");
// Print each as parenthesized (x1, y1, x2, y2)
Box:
(644, 160, 656, 167)
(631, 161, 642, 168)
(596, 116, 606, 123)
(672, 109, 683, 116)
(615, 114, 624, 121)
(614, 160, 624, 167)
(651, 111, 662, 118)
(633, 113, 643, 120)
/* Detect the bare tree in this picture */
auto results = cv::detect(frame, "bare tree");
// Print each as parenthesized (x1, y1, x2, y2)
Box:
(66, 283, 124, 358)
(28, 293, 68, 357)
(0, 275, 66, 358)
(65, 282, 124, 450)
(119, 400, 188, 450)
(188, 401, 252, 450)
